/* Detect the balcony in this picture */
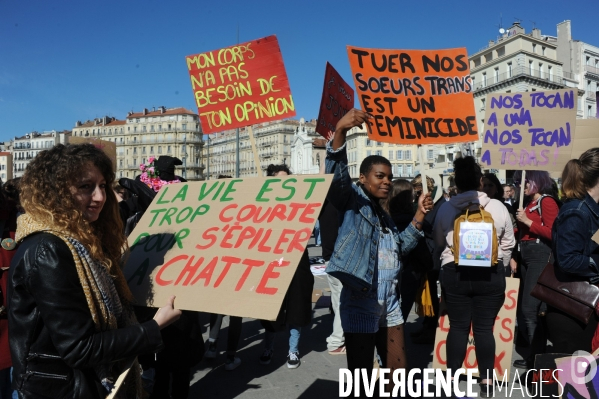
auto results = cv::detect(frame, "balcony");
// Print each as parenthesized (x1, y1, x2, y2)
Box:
(585, 65, 599, 77)
(587, 91, 596, 101)
(474, 66, 564, 92)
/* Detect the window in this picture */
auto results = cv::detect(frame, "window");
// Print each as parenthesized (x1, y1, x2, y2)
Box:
(182, 124, 187, 130)
(388, 151, 393, 160)
(589, 105, 594, 118)
(404, 150, 412, 160)
(396, 164, 403, 176)
(133, 137, 137, 143)
(367, 150, 372, 157)
(542, 46, 546, 56)
(481, 98, 486, 110)
(150, 146, 154, 153)
(532, 44, 537, 53)
(376, 150, 382, 156)
(133, 158, 137, 165)
(548, 66, 553, 80)
(507, 62, 512, 78)
(376, 141, 382, 147)
(168, 146, 172, 153)
(482, 72, 487, 87)
(142, 147, 146, 154)
(158, 125, 162, 132)
(427, 149, 434, 159)
(529, 60, 534, 76)
(119, 160, 123, 167)
(366, 139, 372, 146)
(494, 67, 499, 83)
(539, 63, 543, 78)
(150, 125, 155, 132)
(134, 127, 137, 133)
(406, 165, 413, 176)
(158, 146, 162, 154)
(133, 148, 137, 154)
(120, 138, 123, 143)
(142, 126, 147, 132)
(396, 150, 403, 160)
(168, 124, 172, 130)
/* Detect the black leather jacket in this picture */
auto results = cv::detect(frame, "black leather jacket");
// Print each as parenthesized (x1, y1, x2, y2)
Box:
(8, 233, 163, 398)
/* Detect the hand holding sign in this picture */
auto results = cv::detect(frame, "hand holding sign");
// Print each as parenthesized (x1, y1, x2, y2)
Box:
(332, 108, 372, 150)
(153, 295, 182, 330)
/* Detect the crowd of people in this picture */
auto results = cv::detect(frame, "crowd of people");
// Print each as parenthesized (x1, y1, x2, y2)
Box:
(0, 108, 597, 398)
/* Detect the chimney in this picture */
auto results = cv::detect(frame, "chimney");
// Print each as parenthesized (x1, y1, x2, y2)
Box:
(532, 28, 541, 39)
(160, 106, 166, 114)
(76, 121, 81, 127)
(127, 111, 133, 117)
(489, 40, 495, 47)
(143, 108, 148, 115)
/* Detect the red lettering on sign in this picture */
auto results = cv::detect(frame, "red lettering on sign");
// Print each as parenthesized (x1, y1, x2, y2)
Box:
(435, 339, 447, 365)
(221, 223, 243, 248)
(234, 226, 257, 249)
(196, 227, 218, 250)
(256, 259, 290, 295)
(288, 228, 311, 253)
(504, 289, 517, 310)
(494, 351, 506, 375)
(190, 256, 219, 286)
(156, 255, 188, 286)
(499, 318, 513, 342)
(214, 256, 241, 288)
(299, 203, 321, 223)
(267, 204, 287, 223)
(464, 346, 478, 368)
(257, 229, 273, 252)
(286, 203, 307, 221)
(219, 204, 238, 222)
(273, 229, 295, 254)
(439, 315, 449, 332)
(235, 259, 264, 291)
(175, 256, 205, 286)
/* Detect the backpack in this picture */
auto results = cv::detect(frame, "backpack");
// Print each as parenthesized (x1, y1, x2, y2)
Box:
(452, 203, 499, 267)
(530, 194, 562, 224)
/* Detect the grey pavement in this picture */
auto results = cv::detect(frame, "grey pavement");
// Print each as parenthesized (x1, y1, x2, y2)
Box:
(187, 241, 530, 398)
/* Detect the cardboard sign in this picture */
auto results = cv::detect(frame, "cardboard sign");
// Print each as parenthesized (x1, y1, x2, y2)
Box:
(480, 89, 577, 171)
(69, 137, 117, 173)
(433, 277, 519, 377)
(185, 35, 295, 134)
(571, 119, 599, 160)
(458, 222, 493, 267)
(592, 229, 599, 246)
(122, 176, 332, 320)
(347, 46, 477, 145)
(316, 62, 354, 140)
(555, 355, 599, 399)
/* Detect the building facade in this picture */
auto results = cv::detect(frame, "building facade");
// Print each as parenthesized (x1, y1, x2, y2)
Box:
(12, 131, 70, 178)
(72, 107, 204, 180)
(556, 20, 599, 119)
(0, 152, 12, 182)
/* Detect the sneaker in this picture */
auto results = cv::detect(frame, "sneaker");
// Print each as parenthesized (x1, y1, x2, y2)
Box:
(287, 351, 300, 369)
(205, 340, 218, 359)
(328, 346, 346, 355)
(259, 349, 274, 365)
(224, 355, 241, 371)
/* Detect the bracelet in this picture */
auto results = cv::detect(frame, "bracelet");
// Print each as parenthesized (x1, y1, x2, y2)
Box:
(412, 218, 423, 227)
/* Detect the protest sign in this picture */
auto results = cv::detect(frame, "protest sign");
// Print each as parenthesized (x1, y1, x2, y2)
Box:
(531, 353, 570, 398)
(185, 35, 295, 134)
(571, 119, 599, 160)
(555, 355, 599, 399)
(347, 46, 477, 145)
(433, 277, 519, 378)
(315, 62, 354, 140)
(122, 176, 332, 320)
(480, 89, 577, 171)
(69, 136, 117, 172)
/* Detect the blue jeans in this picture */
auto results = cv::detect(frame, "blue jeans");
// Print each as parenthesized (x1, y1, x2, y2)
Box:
(0, 368, 16, 399)
(313, 221, 321, 246)
(265, 325, 301, 353)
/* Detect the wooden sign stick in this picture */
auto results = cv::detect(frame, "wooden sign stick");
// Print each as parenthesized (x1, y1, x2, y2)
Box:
(419, 145, 429, 195)
(518, 170, 526, 210)
(247, 126, 262, 176)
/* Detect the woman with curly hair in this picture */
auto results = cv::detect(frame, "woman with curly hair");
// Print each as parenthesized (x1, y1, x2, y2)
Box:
(8, 144, 181, 399)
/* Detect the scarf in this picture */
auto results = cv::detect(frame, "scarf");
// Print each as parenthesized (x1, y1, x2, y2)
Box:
(16, 213, 142, 398)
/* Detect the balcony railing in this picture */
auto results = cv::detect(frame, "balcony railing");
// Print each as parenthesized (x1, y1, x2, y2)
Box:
(585, 65, 599, 76)
(587, 91, 596, 101)
(474, 66, 564, 91)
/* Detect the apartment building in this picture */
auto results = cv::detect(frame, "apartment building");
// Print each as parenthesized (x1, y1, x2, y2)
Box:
(0, 152, 12, 182)
(12, 131, 70, 178)
(72, 107, 204, 180)
(556, 20, 599, 119)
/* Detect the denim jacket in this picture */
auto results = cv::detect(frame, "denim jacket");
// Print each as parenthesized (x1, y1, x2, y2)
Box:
(324, 141, 423, 291)
(552, 193, 599, 282)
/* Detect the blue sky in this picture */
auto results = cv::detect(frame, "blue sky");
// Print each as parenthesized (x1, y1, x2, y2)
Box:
(0, 0, 596, 142)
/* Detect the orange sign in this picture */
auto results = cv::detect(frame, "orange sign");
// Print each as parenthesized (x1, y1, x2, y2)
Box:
(347, 47, 477, 144)
(185, 35, 295, 134)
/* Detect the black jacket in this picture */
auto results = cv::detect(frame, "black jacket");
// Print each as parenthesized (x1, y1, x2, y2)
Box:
(8, 233, 163, 398)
